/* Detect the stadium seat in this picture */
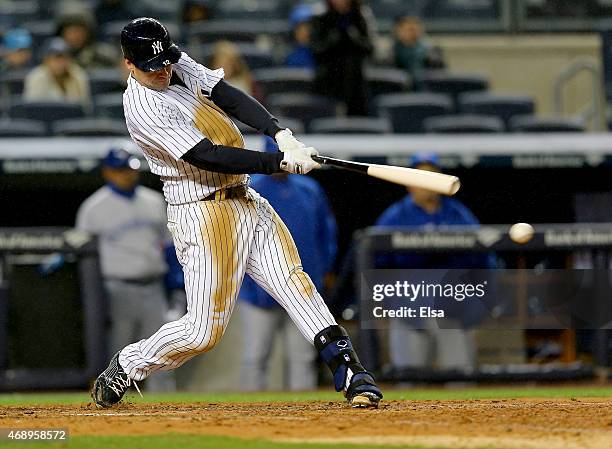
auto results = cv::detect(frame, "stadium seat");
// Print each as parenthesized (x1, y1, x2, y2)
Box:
(20, 20, 55, 57)
(365, 67, 410, 97)
(197, 44, 276, 70)
(9, 101, 86, 134)
(309, 117, 392, 134)
(423, 114, 505, 134)
(102, 21, 180, 44)
(0, 69, 29, 95)
(0, 1, 39, 25)
(253, 68, 315, 98)
(216, 0, 286, 20)
(88, 69, 127, 96)
(187, 20, 288, 44)
(459, 93, 535, 129)
(375, 93, 453, 133)
(95, 93, 125, 121)
(267, 93, 337, 132)
(0, 119, 46, 137)
(52, 118, 128, 136)
(509, 116, 586, 133)
(234, 116, 304, 135)
(416, 71, 489, 106)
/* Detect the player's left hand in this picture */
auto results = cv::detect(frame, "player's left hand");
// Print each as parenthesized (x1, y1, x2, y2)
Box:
(280, 147, 321, 175)
(275, 128, 306, 152)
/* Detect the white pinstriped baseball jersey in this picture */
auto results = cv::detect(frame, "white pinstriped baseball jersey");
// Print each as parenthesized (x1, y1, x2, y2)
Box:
(123, 52, 247, 205)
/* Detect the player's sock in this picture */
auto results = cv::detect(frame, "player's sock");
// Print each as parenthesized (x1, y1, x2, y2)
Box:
(314, 325, 383, 407)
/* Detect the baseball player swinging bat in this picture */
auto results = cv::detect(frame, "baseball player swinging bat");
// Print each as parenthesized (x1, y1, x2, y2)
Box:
(312, 155, 461, 196)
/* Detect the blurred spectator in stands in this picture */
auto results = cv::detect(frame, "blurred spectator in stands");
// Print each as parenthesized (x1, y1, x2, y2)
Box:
(284, 4, 315, 69)
(76, 146, 180, 392)
(375, 153, 495, 372)
(311, 0, 374, 116)
(95, 0, 136, 26)
(209, 41, 263, 101)
(1, 28, 33, 73)
(182, 0, 214, 24)
(24, 38, 92, 110)
(393, 15, 444, 80)
(57, 14, 120, 69)
(238, 137, 337, 391)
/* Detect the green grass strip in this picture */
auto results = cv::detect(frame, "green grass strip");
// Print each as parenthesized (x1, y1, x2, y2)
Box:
(1, 385, 611, 406)
(0, 434, 469, 449)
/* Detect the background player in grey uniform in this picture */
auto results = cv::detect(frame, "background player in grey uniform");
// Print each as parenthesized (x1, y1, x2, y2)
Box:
(77, 147, 176, 392)
(92, 17, 382, 408)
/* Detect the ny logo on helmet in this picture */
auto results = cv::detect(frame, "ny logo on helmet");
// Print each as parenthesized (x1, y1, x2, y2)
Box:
(152, 41, 163, 55)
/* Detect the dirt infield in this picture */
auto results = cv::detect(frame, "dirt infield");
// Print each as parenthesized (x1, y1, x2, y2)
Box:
(2, 398, 612, 449)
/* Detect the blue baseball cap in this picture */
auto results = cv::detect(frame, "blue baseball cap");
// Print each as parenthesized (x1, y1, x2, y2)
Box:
(102, 148, 141, 170)
(3, 28, 32, 50)
(409, 152, 440, 168)
(290, 4, 314, 28)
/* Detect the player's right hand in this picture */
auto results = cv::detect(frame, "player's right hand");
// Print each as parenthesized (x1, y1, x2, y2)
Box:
(280, 147, 321, 175)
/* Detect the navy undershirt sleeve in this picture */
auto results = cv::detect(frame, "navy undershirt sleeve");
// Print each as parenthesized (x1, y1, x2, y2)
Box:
(210, 80, 283, 137)
(181, 139, 284, 174)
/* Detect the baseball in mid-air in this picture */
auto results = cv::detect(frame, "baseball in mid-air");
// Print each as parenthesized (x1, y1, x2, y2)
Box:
(509, 222, 534, 244)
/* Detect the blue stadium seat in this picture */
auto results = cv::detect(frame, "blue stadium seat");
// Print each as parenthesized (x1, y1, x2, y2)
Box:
(0, 69, 28, 95)
(365, 67, 410, 98)
(187, 20, 288, 44)
(376, 92, 453, 133)
(88, 69, 127, 96)
(94, 93, 124, 121)
(416, 71, 489, 106)
(267, 93, 337, 132)
(9, 101, 86, 134)
(234, 116, 304, 135)
(253, 67, 315, 98)
(0, 119, 46, 137)
(424, 114, 505, 134)
(52, 118, 128, 136)
(309, 117, 392, 134)
(216, 0, 286, 20)
(510, 116, 586, 133)
(459, 93, 535, 129)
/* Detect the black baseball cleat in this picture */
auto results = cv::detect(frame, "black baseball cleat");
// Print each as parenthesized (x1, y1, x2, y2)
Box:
(91, 352, 141, 408)
(345, 371, 383, 409)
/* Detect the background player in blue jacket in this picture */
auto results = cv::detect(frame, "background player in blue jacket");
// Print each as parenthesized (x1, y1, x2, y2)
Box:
(375, 152, 495, 372)
(239, 137, 337, 390)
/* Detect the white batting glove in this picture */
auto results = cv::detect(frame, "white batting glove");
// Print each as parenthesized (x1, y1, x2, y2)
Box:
(275, 128, 306, 152)
(280, 147, 321, 175)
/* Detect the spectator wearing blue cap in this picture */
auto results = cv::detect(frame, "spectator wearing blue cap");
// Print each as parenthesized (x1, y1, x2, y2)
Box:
(375, 152, 494, 372)
(1, 28, 33, 73)
(238, 137, 338, 391)
(285, 4, 316, 69)
(23, 37, 91, 110)
(76, 145, 181, 392)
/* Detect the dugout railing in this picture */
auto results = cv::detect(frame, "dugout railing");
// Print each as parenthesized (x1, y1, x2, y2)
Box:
(354, 223, 612, 383)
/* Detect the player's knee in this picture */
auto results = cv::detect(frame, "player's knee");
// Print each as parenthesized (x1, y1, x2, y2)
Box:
(183, 330, 222, 353)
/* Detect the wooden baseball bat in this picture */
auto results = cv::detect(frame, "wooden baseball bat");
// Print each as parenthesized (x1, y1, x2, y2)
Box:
(312, 155, 460, 196)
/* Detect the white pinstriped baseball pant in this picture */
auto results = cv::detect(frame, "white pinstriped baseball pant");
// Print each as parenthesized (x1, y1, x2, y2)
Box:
(119, 187, 337, 381)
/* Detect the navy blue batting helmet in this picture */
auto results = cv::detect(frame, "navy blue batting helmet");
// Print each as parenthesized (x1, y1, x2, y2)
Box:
(120, 17, 181, 72)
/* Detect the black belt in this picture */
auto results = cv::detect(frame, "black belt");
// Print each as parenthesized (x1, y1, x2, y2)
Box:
(202, 185, 248, 201)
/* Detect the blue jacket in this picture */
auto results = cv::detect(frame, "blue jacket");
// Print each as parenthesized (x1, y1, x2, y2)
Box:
(285, 46, 315, 69)
(240, 174, 337, 308)
(375, 195, 495, 269)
